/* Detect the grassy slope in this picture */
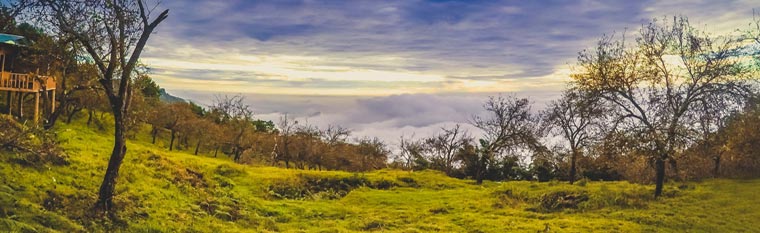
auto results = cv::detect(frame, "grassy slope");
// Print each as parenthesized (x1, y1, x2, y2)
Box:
(0, 117, 759, 232)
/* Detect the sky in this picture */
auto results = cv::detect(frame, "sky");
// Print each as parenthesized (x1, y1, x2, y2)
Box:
(140, 0, 759, 145)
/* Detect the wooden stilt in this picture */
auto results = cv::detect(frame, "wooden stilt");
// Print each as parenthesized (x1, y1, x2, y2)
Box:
(51, 90, 55, 113)
(34, 92, 39, 124)
(16, 92, 22, 119)
(5, 91, 10, 114)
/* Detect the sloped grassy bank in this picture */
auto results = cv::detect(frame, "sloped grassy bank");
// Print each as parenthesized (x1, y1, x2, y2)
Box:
(1, 118, 759, 232)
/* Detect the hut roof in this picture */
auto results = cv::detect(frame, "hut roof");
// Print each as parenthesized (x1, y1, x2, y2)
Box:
(0, 33, 25, 46)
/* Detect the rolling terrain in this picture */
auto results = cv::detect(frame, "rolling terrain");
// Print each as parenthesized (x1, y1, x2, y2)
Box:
(1, 117, 759, 232)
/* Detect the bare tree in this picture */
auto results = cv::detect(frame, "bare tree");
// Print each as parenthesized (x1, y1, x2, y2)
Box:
(211, 95, 255, 162)
(276, 114, 298, 168)
(542, 89, 604, 184)
(292, 123, 320, 169)
(396, 134, 425, 170)
(573, 16, 752, 197)
(423, 124, 471, 175)
(322, 124, 350, 145)
(317, 124, 350, 170)
(29, 0, 168, 211)
(472, 95, 540, 184)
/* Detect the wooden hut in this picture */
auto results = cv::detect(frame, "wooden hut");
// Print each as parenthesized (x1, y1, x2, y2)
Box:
(0, 33, 56, 124)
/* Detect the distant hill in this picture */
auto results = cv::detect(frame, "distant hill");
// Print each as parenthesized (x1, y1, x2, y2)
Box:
(159, 88, 186, 103)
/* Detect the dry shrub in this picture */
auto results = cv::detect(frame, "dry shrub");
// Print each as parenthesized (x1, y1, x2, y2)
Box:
(0, 115, 68, 167)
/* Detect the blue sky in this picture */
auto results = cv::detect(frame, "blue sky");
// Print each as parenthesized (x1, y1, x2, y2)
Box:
(140, 0, 758, 143)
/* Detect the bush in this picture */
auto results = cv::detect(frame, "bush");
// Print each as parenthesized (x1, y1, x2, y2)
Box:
(536, 191, 589, 212)
(267, 174, 368, 200)
(267, 174, 401, 200)
(396, 176, 419, 187)
(214, 164, 246, 177)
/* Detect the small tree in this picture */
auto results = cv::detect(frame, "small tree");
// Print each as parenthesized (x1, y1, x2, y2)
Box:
(542, 89, 604, 184)
(275, 114, 298, 168)
(472, 95, 540, 184)
(423, 124, 471, 176)
(211, 95, 255, 162)
(355, 137, 390, 171)
(317, 125, 350, 171)
(164, 102, 195, 151)
(396, 134, 427, 171)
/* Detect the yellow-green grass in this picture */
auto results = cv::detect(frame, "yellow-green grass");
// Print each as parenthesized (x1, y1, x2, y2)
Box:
(1, 116, 759, 232)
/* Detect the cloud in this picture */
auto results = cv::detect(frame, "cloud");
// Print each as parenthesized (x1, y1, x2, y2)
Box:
(172, 90, 561, 148)
(142, 0, 758, 146)
(143, 0, 650, 94)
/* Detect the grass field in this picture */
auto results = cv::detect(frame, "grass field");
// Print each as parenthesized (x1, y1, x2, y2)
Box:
(1, 117, 759, 232)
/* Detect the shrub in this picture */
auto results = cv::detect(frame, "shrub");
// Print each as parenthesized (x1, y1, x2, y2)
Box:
(0, 115, 68, 167)
(536, 191, 589, 212)
(214, 164, 246, 177)
(397, 176, 419, 187)
(267, 174, 401, 200)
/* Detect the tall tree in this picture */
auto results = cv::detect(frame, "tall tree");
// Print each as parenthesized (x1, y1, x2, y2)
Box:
(573, 17, 751, 197)
(31, 0, 168, 211)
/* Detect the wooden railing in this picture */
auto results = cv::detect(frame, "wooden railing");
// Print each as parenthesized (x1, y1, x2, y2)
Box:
(0, 71, 56, 92)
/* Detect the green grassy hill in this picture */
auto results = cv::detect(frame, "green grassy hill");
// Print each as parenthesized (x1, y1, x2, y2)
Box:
(1, 118, 759, 232)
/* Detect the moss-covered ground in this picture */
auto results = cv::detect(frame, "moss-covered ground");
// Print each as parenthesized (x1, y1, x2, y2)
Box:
(1, 117, 759, 232)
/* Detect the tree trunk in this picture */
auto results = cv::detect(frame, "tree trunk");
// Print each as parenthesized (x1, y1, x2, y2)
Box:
(654, 156, 666, 198)
(169, 130, 176, 151)
(669, 159, 679, 181)
(233, 148, 242, 162)
(151, 126, 158, 144)
(45, 99, 64, 129)
(569, 150, 578, 184)
(66, 105, 81, 124)
(214, 145, 219, 157)
(475, 156, 486, 185)
(16, 92, 23, 119)
(40, 89, 50, 122)
(87, 110, 94, 126)
(713, 155, 721, 178)
(44, 67, 66, 130)
(95, 112, 127, 212)
(194, 139, 201, 155)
